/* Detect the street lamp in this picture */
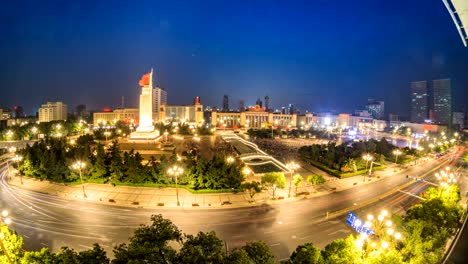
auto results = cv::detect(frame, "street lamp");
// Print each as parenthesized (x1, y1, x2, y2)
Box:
(12, 155, 23, 184)
(72, 161, 87, 198)
(0, 210, 13, 264)
(271, 120, 278, 139)
(362, 154, 373, 182)
(286, 161, 300, 198)
(6, 130, 13, 140)
(226, 156, 234, 163)
(31, 126, 38, 140)
(104, 131, 111, 143)
(168, 165, 183, 206)
(392, 149, 402, 164)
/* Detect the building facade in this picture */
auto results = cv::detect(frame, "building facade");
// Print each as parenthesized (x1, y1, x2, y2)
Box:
(453, 112, 465, 129)
(410, 81, 429, 123)
(433, 79, 452, 125)
(365, 99, 385, 120)
(152, 87, 167, 121)
(38, 102, 68, 123)
(159, 101, 204, 125)
(93, 108, 139, 126)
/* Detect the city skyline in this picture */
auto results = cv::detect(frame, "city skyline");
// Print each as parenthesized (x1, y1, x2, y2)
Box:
(1, 0, 467, 116)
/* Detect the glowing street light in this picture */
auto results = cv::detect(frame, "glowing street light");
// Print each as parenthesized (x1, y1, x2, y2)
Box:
(362, 154, 373, 182)
(31, 126, 38, 140)
(12, 155, 23, 184)
(392, 149, 402, 164)
(72, 161, 87, 198)
(167, 165, 183, 206)
(286, 161, 300, 198)
(6, 130, 13, 140)
(0, 209, 13, 264)
(104, 131, 111, 143)
(226, 156, 234, 163)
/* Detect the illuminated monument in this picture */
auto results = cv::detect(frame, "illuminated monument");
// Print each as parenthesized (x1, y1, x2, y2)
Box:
(130, 69, 160, 140)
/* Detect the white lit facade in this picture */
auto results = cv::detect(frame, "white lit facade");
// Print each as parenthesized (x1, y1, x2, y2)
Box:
(38, 102, 68, 123)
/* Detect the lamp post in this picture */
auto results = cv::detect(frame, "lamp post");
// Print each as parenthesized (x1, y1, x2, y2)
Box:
(104, 131, 111, 143)
(362, 154, 373, 182)
(271, 120, 278, 139)
(6, 130, 13, 140)
(168, 165, 183, 206)
(72, 161, 87, 198)
(286, 162, 300, 198)
(393, 149, 402, 164)
(0, 210, 13, 264)
(12, 155, 23, 184)
(31, 126, 38, 140)
(226, 156, 234, 164)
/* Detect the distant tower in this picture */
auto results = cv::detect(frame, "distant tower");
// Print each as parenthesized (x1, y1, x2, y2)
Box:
(256, 98, 262, 108)
(223, 95, 229, 112)
(239, 100, 245, 112)
(433, 79, 452, 125)
(264, 95, 270, 111)
(410, 81, 429, 123)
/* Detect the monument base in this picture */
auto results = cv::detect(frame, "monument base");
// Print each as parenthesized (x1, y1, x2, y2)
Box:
(129, 129, 160, 141)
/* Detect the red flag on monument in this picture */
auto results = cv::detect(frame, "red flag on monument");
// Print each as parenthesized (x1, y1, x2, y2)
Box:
(139, 72, 151, 86)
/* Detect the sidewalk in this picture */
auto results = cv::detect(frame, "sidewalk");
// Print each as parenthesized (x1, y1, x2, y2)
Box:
(4, 159, 432, 210)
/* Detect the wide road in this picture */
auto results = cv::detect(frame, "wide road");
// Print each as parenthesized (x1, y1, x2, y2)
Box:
(0, 156, 454, 261)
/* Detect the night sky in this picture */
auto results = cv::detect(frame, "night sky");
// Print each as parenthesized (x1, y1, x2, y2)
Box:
(0, 0, 467, 117)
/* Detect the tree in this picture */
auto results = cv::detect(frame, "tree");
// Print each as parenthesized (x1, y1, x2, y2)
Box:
(177, 231, 225, 263)
(241, 241, 275, 264)
(22, 248, 57, 263)
(322, 236, 361, 264)
(224, 248, 254, 264)
(292, 175, 302, 196)
(306, 174, 325, 186)
(112, 214, 182, 264)
(261, 172, 286, 199)
(0, 223, 24, 263)
(287, 243, 323, 264)
(241, 181, 262, 201)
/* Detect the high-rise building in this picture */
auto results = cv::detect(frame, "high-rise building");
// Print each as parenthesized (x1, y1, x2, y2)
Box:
(256, 98, 262, 108)
(264, 96, 270, 112)
(38, 102, 68, 123)
(13, 106, 24, 118)
(433, 79, 452, 125)
(452, 111, 465, 129)
(222, 95, 229, 112)
(365, 99, 385, 120)
(152, 87, 167, 121)
(410, 81, 429, 123)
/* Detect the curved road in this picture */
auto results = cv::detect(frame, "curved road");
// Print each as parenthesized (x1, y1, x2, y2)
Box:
(0, 156, 453, 260)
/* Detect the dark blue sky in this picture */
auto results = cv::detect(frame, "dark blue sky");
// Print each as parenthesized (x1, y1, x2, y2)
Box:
(0, 0, 467, 117)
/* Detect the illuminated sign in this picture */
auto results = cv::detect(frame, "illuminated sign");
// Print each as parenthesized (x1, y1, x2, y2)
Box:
(346, 211, 373, 235)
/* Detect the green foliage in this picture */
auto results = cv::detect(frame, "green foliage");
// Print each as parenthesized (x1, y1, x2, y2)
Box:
(298, 139, 397, 176)
(261, 172, 286, 198)
(322, 236, 361, 264)
(112, 214, 182, 264)
(22, 247, 57, 264)
(241, 181, 262, 199)
(0, 224, 24, 263)
(177, 231, 225, 263)
(293, 174, 302, 196)
(287, 242, 323, 264)
(241, 241, 276, 264)
(306, 174, 325, 185)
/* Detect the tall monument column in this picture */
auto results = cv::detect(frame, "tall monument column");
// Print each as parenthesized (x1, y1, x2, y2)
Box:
(130, 68, 160, 140)
(137, 69, 155, 132)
